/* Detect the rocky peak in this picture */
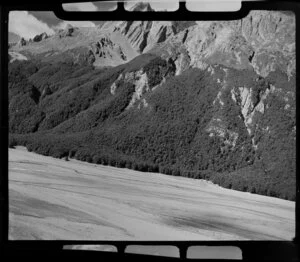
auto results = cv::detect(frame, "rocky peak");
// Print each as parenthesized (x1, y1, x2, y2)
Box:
(9, 10, 294, 78)
(149, 10, 295, 78)
(33, 32, 48, 42)
(109, 56, 176, 110)
(171, 21, 197, 35)
(18, 37, 27, 47)
(58, 24, 77, 38)
(130, 2, 154, 12)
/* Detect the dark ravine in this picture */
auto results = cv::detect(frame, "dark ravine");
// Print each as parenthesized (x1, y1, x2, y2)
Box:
(8, 10, 296, 201)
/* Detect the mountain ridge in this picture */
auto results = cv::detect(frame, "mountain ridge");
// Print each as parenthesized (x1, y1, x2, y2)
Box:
(9, 10, 295, 78)
(8, 10, 296, 200)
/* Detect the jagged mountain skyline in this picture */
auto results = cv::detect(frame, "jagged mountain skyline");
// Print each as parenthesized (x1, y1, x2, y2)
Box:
(9, 10, 295, 78)
(8, 1, 179, 40)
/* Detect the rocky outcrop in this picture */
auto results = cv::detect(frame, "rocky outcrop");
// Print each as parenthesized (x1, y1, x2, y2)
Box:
(173, 47, 191, 75)
(58, 24, 76, 38)
(109, 69, 150, 109)
(114, 20, 176, 54)
(109, 57, 176, 109)
(89, 35, 129, 66)
(231, 85, 271, 136)
(18, 37, 27, 47)
(86, 49, 96, 64)
(171, 21, 197, 34)
(238, 11, 295, 77)
(33, 32, 48, 42)
(91, 36, 116, 58)
(128, 2, 154, 12)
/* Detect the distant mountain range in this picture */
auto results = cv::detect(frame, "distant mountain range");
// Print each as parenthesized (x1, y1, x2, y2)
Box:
(8, 4, 296, 200)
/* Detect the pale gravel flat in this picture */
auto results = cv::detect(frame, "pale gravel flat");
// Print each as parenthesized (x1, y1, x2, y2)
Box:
(9, 147, 295, 240)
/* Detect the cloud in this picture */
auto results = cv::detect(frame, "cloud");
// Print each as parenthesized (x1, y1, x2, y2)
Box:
(9, 11, 55, 40)
(54, 20, 96, 30)
(107, 4, 118, 11)
(94, 1, 117, 11)
(62, 2, 99, 11)
(150, 0, 179, 11)
(29, 11, 63, 27)
(125, 0, 179, 11)
(186, 0, 241, 11)
(63, 1, 117, 12)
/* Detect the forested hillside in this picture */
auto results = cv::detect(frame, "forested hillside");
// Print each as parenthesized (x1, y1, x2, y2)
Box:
(9, 10, 296, 200)
(9, 54, 295, 200)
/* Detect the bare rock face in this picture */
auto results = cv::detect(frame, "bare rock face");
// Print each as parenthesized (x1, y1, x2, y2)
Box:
(86, 49, 96, 65)
(109, 56, 176, 109)
(92, 36, 115, 57)
(238, 11, 295, 77)
(121, 11, 293, 78)
(174, 50, 191, 75)
(119, 21, 153, 53)
(10, 10, 294, 78)
(129, 2, 154, 12)
(181, 11, 295, 77)
(171, 21, 197, 35)
(88, 35, 130, 67)
(116, 19, 176, 54)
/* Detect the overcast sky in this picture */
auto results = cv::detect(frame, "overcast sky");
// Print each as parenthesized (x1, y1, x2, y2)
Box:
(9, 0, 241, 39)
